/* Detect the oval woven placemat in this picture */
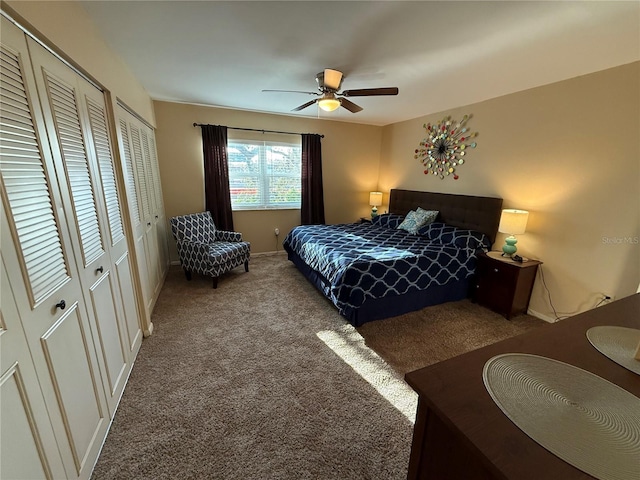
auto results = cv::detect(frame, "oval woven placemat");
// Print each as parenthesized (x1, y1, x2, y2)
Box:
(587, 326, 640, 375)
(483, 353, 640, 480)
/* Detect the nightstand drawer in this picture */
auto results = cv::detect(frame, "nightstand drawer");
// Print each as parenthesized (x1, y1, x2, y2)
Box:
(476, 258, 519, 284)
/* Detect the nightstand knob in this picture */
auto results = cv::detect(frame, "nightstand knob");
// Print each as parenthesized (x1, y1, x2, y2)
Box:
(493, 268, 499, 273)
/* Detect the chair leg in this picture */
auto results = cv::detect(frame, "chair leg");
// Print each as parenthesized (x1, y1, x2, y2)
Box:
(183, 268, 192, 281)
(244, 260, 249, 272)
(212, 276, 218, 289)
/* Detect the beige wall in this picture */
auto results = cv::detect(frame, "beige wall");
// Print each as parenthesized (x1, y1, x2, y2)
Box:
(14, 0, 634, 320)
(3, 0, 155, 125)
(380, 62, 640, 320)
(153, 101, 382, 258)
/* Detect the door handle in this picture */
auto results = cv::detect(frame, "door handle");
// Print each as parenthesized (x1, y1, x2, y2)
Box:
(55, 300, 66, 310)
(96, 266, 104, 274)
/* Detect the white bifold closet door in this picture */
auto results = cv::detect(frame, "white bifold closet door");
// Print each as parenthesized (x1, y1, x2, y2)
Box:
(116, 106, 169, 330)
(28, 37, 143, 416)
(0, 19, 108, 480)
(0, 16, 142, 480)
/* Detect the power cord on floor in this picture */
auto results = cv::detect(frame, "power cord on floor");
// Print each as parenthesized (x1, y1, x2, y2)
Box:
(593, 295, 612, 308)
(538, 265, 612, 322)
(538, 265, 567, 322)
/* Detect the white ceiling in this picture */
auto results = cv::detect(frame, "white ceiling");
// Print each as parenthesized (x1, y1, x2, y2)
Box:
(80, 1, 640, 126)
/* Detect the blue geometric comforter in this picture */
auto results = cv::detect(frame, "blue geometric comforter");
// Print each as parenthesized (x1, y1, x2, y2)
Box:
(282, 221, 488, 319)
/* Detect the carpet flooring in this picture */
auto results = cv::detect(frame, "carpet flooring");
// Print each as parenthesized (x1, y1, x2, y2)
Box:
(91, 253, 544, 480)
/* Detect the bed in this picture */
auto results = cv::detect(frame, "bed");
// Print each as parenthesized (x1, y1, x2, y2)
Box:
(283, 189, 503, 326)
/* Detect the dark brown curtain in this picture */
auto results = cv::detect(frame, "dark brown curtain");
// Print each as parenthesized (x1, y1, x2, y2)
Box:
(300, 133, 325, 225)
(201, 124, 234, 231)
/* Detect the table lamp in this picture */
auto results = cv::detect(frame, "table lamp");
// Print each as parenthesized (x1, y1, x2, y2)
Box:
(369, 191, 383, 218)
(498, 209, 529, 256)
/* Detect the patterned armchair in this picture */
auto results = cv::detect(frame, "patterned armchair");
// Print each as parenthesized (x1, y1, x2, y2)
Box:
(170, 212, 250, 288)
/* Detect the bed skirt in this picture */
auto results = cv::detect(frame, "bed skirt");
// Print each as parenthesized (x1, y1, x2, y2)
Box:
(286, 249, 471, 327)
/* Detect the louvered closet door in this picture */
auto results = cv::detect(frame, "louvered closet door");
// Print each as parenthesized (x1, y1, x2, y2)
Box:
(115, 107, 168, 331)
(147, 130, 169, 278)
(0, 209, 67, 480)
(115, 111, 150, 309)
(139, 127, 160, 292)
(0, 18, 108, 479)
(27, 38, 135, 419)
(81, 83, 142, 364)
(118, 112, 154, 308)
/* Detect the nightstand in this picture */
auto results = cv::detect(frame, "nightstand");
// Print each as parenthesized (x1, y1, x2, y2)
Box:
(359, 217, 372, 223)
(472, 251, 542, 319)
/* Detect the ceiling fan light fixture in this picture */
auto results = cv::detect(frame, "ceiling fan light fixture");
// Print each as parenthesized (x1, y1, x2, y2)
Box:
(318, 97, 341, 112)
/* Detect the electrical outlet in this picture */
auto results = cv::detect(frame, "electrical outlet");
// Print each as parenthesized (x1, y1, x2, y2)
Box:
(596, 293, 614, 307)
(274, 227, 280, 236)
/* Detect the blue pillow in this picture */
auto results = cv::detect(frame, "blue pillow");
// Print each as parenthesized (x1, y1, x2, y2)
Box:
(397, 209, 438, 234)
(372, 213, 405, 229)
(415, 207, 439, 226)
(420, 222, 491, 250)
(397, 211, 420, 233)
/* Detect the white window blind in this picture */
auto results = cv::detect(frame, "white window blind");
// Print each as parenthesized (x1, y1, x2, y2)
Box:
(228, 140, 301, 210)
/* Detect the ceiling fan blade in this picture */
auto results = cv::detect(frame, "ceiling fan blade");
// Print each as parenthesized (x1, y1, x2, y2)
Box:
(341, 87, 399, 97)
(262, 89, 319, 96)
(292, 99, 319, 111)
(323, 69, 343, 91)
(339, 98, 363, 113)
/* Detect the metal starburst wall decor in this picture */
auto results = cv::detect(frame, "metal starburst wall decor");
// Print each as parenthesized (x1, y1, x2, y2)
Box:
(414, 114, 478, 180)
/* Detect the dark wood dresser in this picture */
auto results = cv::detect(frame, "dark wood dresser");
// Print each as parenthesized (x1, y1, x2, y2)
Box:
(405, 293, 640, 480)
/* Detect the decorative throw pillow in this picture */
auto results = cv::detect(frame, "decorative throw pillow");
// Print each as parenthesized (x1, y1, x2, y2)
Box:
(415, 207, 439, 227)
(397, 210, 420, 233)
(397, 208, 438, 234)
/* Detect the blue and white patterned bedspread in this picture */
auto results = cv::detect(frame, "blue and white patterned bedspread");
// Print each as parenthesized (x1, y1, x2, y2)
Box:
(283, 222, 485, 317)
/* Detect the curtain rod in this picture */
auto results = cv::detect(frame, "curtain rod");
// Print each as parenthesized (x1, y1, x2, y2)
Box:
(193, 123, 323, 138)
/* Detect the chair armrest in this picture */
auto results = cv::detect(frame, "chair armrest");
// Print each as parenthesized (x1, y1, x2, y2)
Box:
(216, 230, 243, 242)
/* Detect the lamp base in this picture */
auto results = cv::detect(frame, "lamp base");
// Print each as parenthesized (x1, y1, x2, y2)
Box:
(371, 206, 378, 219)
(502, 235, 518, 257)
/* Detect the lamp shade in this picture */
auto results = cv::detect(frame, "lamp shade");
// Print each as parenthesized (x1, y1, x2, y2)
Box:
(498, 209, 529, 235)
(369, 191, 383, 207)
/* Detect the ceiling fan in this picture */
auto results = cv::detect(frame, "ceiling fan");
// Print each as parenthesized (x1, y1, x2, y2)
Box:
(262, 68, 399, 113)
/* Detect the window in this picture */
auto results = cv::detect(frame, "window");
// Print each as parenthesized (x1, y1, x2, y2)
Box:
(228, 140, 301, 210)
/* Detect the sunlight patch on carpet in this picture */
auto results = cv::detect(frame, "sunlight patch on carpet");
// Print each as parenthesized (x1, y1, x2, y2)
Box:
(317, 326, 417, 423)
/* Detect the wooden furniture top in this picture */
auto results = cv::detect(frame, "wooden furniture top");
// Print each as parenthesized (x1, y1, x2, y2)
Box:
(484, 250, 542, 268)
(405, 293, 640, 480)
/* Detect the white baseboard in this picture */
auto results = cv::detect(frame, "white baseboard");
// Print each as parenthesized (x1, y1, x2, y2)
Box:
(527, 308, 557, 323)
(250, 250, 287, 257)
(143, 322, 154, 337)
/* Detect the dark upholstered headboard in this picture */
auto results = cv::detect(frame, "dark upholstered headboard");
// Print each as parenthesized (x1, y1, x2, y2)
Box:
(388, 189, 503, 243)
